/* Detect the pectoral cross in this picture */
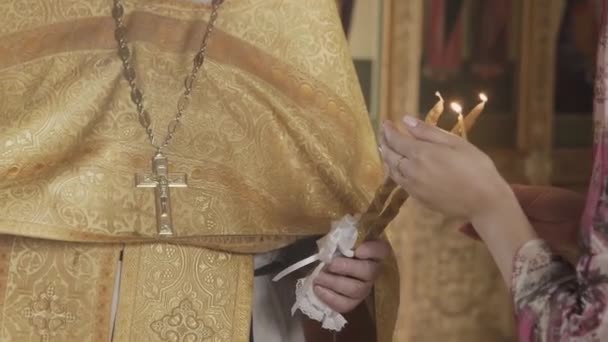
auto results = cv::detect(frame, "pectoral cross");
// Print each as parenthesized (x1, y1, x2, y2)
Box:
(135, 152, 187, 236)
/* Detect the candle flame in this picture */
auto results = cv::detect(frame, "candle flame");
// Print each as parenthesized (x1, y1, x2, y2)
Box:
(450, 102, 462, 114)
(479, 93, 488, 102)
(435, 91, 444, 102)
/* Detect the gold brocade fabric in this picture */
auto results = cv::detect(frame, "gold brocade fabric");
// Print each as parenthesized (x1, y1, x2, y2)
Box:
(389, 201, 515, 342)
(0, 236, 120, 341)
(0, 0, 397, 341)
(113, 244, 253, 342)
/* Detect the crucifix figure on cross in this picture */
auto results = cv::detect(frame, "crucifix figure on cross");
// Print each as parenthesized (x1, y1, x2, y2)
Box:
(135, 152, 188, 236)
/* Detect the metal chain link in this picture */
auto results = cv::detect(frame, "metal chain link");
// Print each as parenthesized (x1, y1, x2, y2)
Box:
(111, 0, 223, 151)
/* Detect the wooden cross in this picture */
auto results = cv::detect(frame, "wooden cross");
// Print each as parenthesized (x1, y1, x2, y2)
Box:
(135, 152, 187, 236)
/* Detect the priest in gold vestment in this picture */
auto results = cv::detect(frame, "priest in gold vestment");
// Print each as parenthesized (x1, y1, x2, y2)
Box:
(0, 0, 398, 341)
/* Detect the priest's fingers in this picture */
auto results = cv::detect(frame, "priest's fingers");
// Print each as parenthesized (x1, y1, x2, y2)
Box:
(355, 239, 390, 261)
(326, 257, 379, 282)
(313, 285, 360, 313)
(314, 271, 372, 300)
(402, 116, 459, 145)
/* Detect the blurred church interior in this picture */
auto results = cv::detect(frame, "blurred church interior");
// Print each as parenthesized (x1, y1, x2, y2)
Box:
(330, 0, 599, 341)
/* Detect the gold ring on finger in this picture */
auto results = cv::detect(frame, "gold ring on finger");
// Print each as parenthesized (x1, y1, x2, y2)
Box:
(397, 156, 408, 178)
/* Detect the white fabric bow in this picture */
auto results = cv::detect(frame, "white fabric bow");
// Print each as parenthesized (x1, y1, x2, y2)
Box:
(272, 215, 359, 331)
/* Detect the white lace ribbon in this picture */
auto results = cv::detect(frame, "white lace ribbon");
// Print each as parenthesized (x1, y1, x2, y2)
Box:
(272, 215, 359, 331)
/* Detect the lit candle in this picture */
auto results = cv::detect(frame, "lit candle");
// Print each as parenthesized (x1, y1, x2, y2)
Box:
(463, 93, 488, 131)
(450, 102, 467, 139)
(425, 92, 444, 125)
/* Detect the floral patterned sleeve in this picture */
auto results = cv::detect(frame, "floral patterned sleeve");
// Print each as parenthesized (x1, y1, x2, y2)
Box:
(512, 239, 608, 342)
(512, 1, 608, 340)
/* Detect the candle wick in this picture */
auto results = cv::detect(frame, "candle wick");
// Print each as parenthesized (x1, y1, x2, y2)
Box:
(434, 91, 444, 102)
(449, 102, 462, 115)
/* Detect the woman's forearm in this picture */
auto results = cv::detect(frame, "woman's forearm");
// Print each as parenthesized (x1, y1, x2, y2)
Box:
(471, 187, 538, 284)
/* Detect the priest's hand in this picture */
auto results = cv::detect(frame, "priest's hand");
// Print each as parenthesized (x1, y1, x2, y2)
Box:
(313, 239, 390, 313)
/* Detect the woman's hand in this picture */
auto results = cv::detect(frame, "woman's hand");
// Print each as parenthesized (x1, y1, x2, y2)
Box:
(379, 116, 538, 283)
(379, 117, 513, 222)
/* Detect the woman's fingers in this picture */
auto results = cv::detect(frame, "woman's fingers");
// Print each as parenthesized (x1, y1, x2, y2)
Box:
(401, 116, 460, 145)
(382, 121, 420, 160)
(379, 141, 412, 186)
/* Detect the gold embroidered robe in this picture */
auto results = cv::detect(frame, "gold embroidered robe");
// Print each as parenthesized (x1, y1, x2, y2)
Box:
(0, 0, 398, 341)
